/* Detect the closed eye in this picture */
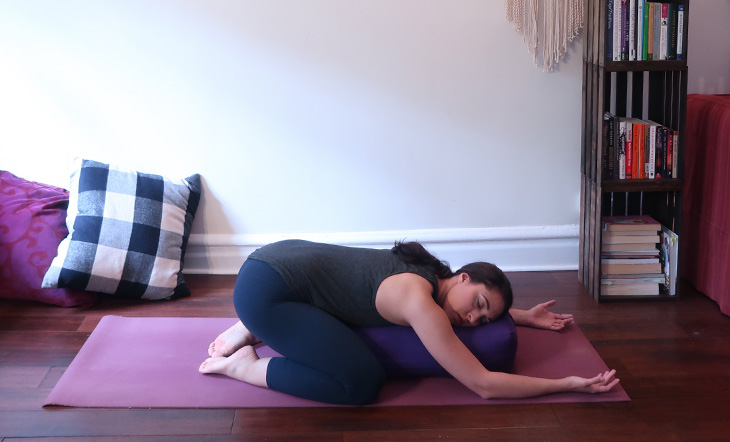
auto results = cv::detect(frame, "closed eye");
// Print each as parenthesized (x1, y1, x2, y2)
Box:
(480, 294, 491, 324)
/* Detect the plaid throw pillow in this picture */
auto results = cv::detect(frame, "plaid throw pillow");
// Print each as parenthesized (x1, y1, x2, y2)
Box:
(42, 159, 201, 300)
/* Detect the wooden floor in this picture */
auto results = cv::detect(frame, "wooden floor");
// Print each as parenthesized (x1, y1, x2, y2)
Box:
(2, 271, 730, 441)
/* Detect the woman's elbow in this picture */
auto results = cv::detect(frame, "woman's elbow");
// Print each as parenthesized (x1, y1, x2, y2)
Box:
(476, 388, 499, 400)
(470, 379, 499, 400)
(470, 373, 508, 400)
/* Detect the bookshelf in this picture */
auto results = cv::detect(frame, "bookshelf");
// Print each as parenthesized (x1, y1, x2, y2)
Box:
(579, 0, 688, 301)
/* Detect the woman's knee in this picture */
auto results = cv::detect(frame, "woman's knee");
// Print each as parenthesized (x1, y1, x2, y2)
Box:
(342, 359, 386, 405)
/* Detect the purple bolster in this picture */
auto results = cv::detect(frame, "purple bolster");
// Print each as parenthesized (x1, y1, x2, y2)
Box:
(354, 314, 517, 378)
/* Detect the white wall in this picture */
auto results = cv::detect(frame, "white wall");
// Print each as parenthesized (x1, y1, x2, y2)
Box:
(0, 1, 592, 272)
(687, 0, 730, 95)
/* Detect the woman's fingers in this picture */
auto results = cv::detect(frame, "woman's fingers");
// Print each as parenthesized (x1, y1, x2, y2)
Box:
(595, 370, 618, 388)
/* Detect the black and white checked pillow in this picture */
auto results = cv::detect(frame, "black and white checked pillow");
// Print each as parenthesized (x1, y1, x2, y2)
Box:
(42, 159, 201, 300)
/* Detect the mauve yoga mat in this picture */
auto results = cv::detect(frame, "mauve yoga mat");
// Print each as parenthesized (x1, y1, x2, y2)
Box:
(44, 316, 629, 408)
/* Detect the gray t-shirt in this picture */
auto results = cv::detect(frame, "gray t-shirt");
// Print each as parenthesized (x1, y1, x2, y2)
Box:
(248, 240, 439, 327)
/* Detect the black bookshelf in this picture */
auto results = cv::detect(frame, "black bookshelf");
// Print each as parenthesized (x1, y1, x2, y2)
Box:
(579, 0, 689, 301)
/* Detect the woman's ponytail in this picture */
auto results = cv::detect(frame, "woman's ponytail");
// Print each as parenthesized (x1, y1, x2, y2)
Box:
(391, 241, 453, 279)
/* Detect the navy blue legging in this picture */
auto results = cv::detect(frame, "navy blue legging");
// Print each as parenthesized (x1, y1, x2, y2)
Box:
(233, 259, 386, 405)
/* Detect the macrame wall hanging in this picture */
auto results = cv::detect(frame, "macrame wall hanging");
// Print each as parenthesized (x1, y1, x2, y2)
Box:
(505, 0, 584, 72)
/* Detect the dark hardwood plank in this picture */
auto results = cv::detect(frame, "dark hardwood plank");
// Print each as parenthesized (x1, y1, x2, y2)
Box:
(0, 409, 235, 438)
(2, 434, 342, 442)
(552, 397, 730, 429)
(0, 387, 53, 411)
(343, 425, 683, 442)
(232, 405, 560, 434)
(0, 331, 88, 365)
(0, 366, 50, 388)
(0, 316, 84, 332)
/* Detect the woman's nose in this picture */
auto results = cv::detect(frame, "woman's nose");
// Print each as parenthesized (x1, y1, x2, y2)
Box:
(467, 312, 477, 325)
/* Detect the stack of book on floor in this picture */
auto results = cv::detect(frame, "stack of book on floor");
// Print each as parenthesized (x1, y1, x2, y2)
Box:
(601, 215, 664, 296)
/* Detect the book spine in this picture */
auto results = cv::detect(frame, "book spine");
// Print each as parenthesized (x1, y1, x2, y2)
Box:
(608, 115, 616, 179)
(602, 114, 609, 178)
(622, 0, 629, 60)
(655, 127, 665, 179)
(642, 2, 650, 60)
(626, 121, 633, 179)
(663, 127, 670, 178)
(618, 119, 627, 179)
(660, 3, 668, 60)
(653, 3, 661, 60)
(607, 0, 614, 61)
(677, 5, 684, 60)
(648, 124, 656, 179)
(628, 0, 636, 61)
(668, 3, 677, 60)
(646, 2, 654, 60)
(632, 122, 641, 179)
(637, 0, 646, 60)
(644, 122, 651, 178)
(672, 130, 679, 178)
(615, 0, 623, 61)
(639, 122, 646, 179)
(666, 129, 674, 178)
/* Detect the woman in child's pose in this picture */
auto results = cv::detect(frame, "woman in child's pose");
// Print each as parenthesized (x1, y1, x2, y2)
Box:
(200, 240, 618, 405)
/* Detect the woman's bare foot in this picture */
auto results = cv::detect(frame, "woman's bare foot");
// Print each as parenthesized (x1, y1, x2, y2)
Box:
(208, 320, 259, 357)
(199, 346, 269, 388)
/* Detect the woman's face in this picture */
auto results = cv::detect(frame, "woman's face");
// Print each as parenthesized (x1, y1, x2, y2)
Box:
(441, 273, 505, 327)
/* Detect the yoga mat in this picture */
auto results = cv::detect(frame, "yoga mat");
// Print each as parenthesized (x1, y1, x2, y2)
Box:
(44, 316, 629, 408)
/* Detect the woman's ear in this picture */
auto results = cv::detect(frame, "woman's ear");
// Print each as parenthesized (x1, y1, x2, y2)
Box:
(459, 273, 470, 283)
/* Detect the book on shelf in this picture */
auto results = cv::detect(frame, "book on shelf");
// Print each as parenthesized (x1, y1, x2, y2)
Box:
(606, 1, 686, 62)
(677, 5, 684, 60)
(602, 251, 660, 258)
(602, 231, 661, 244)
(602, 275, 665, 284)
(604, 214, 662, 232)
(668, 2, 678, 60)
(599, 215, 678, 297)
(601, 281, 660, 296)
(603, 242, 660, 252)
(672, 130, 679, 178)
(642, 3, 654, 61)
(600, 272, 663, 296)
(601, 261, 662, 275)
(601, 214, 661, 295)
(601, 114, 678, 180)
(660, 225, 679, 296)
(659, 3, 668, 60)
(626, 0, 636, 61)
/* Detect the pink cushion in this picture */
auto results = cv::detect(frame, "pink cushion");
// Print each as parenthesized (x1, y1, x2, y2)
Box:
(681, 95, 730, 316)
(0, 171, 97, 307)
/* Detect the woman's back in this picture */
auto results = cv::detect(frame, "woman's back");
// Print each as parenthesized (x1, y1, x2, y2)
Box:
(249, 240, 439, 326)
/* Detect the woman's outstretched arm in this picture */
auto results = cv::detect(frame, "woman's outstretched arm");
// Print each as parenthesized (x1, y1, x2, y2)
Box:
(376, 274, 619, 400)
(408, 296, 617, 399)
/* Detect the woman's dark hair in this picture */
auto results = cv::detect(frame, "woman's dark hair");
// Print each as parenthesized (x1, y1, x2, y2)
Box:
(391, 241, 514, 313)
(391, 241, 453, 279)
(453, 262, 513, 312)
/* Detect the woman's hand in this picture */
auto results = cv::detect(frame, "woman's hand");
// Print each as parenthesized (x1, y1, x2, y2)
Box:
(511, 300, 574, 331)
(567, 370, 620, 394)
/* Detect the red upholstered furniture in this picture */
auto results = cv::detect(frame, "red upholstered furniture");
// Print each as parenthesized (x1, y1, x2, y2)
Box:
(681, 94, 730, 316)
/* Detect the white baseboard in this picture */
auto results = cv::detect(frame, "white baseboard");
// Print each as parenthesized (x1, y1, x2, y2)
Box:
(183, 225, 579, 274)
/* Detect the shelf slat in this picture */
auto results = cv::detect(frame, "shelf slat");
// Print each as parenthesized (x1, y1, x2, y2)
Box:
(593, 60, 688, 72)
(601, 179, 683, 193)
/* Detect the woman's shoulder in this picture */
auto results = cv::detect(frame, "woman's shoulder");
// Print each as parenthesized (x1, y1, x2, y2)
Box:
(375, 272, 440, 326)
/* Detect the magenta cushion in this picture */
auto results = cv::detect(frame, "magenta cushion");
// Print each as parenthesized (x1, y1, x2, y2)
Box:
(0, 171, 98, 307)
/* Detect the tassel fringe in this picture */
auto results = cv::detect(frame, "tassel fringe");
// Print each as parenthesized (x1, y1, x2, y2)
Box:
(505, 0, 584, 72)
